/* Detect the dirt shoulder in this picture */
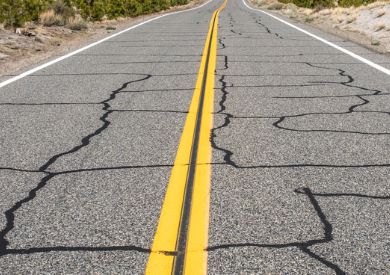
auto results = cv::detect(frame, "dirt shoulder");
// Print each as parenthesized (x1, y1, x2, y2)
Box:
(249, 0, 390, 54)
(0, 0, 207, 78)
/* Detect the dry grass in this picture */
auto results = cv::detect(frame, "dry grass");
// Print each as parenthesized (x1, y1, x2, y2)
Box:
(376, 9, 386, 17)
(346, 15, 358, 23)
(318, 8, 332, 15)
(371, 39, 380, 45)
(40, 10, 66, 27)
(267, 2, 284, 10)
(368, 1, 389, 9)
(336, 15, 345, 23)
(374, 22, 386, 31)
(304, 16, 315, 22)
(67, 16, 87, 31)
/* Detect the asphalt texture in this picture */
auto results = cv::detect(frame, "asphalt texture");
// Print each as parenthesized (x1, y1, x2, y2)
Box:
(0, 0, 389, 274)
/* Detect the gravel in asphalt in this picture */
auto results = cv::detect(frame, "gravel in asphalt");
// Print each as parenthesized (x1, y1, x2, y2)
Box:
(0, 0, 389, 273)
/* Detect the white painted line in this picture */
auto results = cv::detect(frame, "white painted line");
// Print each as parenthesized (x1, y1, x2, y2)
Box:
(242, 0, 390, 76)
(0, 0, 213, 88)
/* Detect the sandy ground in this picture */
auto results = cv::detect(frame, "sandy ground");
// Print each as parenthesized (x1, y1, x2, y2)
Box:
(0, 0, 206, 78)
(249, 0, 390, 54)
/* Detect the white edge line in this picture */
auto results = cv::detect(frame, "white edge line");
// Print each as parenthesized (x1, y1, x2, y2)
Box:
(242, 0, 390, 77)
(0, 0, 213, 89)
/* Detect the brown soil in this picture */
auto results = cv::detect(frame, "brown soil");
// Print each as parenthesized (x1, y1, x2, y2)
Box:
(0, 0, 206, 78)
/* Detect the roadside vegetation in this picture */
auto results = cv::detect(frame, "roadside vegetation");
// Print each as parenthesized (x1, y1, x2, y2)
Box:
(278, 0, 379, 8)
(0, 0, 189, 28)
(252, 0, 390, 53)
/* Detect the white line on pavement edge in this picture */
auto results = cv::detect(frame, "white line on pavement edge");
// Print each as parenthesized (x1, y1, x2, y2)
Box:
(0, 0, 213, 89)
(242, 0, 390, 77)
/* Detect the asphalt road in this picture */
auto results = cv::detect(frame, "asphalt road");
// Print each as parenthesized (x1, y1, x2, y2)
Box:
(0, 0, 389, 274)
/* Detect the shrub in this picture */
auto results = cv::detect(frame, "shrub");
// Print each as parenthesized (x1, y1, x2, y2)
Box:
(106, 0, 126, 19)
(53, 0, 74, 18)
(0, 0, 26, 27)
(25, 0, 52, 21)
(74, 0, 106, 21)
(0, 0, 52, 27)
(279, 0, 334, 8)
(0, 0, 191, 27)
(338, 0, 375, 7)
(124, 0, 144, 17)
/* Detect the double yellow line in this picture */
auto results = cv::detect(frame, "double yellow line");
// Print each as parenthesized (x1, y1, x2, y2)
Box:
(145, 1, 226, 274)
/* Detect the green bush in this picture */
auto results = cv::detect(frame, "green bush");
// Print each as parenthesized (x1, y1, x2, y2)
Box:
(106, 0, 126, 18)
(124, 0, 144, 16)
(338, 0, 375, 7)
(0, 0, 52, 27)
(279, 0, 334, 8)
(74, 0, 106, 21)
(0, 0, 190, 28)
(53, 0, 75, 18)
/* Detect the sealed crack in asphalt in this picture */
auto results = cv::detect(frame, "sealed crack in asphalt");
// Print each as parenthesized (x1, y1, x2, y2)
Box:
(231, 62, 390, 135)
(255, 18, 284, 39)
(212, 39, 390, 168)
(0, 3, 389, 273)
(0, 73, 186, 257)
(209, 17, 389, 273)
(207, 187, 346, 275)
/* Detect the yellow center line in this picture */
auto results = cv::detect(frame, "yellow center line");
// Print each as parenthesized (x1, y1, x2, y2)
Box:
(145, 1, 226, 274)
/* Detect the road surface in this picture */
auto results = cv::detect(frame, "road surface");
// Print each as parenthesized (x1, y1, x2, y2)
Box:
(0, 0, 389, 274)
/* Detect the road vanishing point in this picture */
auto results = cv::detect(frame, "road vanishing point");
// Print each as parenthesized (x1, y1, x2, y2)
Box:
(0, 0, 389, 274)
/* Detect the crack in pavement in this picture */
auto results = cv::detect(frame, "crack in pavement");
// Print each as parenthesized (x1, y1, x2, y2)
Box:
(227, 62, 390, 135)
(211, 43, 390, 168)
(0, 74, 163, 257)
(255, 17, 284, 39)
(209, 29, 389, 273)
(208, 187, 346, 275)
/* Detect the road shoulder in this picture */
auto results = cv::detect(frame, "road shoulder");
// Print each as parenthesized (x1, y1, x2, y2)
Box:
(248, 0, 390, 55)
(0, 0, 207, 80)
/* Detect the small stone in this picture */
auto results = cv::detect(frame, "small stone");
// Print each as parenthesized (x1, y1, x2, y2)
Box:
(0, 53, 9, 60)
(35, 36, 44, 43)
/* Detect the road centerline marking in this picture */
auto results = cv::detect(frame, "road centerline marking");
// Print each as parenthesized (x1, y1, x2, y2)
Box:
(145, 1, 226, 274)
(0, 0, 214, 89)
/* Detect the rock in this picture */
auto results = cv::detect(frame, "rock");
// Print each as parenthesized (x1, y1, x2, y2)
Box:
(35, 36, 44, 43)
(15, 28, 36, 37)
(106, 26, 116, 30)
(0, 53, 8, 60)
(24, 30, 36, 37)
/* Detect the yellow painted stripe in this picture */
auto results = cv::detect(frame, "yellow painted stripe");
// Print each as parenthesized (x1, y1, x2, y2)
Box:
(145, 1, 226, 274)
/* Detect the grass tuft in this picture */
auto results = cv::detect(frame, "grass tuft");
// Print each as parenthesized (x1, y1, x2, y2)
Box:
(67, 16, 87, 31)
(267, 2, 285, 9)
(374, 22, 386, 31)
(376, 9, 386, 17)
(40, 10, 66, 26)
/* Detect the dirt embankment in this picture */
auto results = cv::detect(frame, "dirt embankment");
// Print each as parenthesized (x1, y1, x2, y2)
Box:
(0, 0, 206, 78)
(250, 0, 390, 54)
